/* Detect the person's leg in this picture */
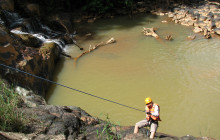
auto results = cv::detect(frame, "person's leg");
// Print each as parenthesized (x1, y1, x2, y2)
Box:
(150, 131, 155, 139)
(134, 125, 139, 133)
(150, 122, 158, 139)
(134, 119, 148, 134)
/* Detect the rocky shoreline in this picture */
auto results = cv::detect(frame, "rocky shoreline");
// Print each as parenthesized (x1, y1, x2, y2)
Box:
(167, 1, 220, 39)
(0, 0, 219, 139)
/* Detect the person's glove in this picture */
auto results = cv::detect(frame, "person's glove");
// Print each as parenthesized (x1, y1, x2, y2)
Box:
(146, 116, 150, 121)
(146, 112, 151, 115)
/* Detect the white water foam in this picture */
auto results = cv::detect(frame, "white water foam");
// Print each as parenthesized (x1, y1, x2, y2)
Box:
(10, 29, 65, 49)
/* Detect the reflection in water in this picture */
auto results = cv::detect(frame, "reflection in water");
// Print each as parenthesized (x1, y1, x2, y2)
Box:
(46, 14, 220, 139)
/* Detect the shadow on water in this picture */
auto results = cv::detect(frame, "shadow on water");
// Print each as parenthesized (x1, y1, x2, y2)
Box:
(45, 57, 65, 102)
(75, 13, 159, 42)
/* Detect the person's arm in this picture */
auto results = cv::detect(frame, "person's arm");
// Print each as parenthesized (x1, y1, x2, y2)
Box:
(145, 106, 151, 120)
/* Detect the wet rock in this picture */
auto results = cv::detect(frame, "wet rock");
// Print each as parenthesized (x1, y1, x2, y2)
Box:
(167, 2, 220, 37)
(119, 126, 179, 140)
(197, 21, 206, 28)
(174, 8, 180, 12)
(39, 42, 60, 60)
(46, 13, 74, 34)
(0, 37, 61, 97)
(193, 27, 203, 33)
(0, 10, 23, 29)
(187, 35, 196, 40)
(61, 33, 74, 44)
(214, 28, 220, 35)
(0, 29, 19, 65)
(11, 31, 42, 48)
(138, 8, 147, 13)
(215, 20, 220, 28)
(209, 5, 219, 10)
(124, 133, 148, 140)
(214, 13, 220, 19)
(180, 135, 196, 140)
(15, 86, 46, 107)
(0, 10, 70, 97)
(0, 28, 13, 47)
(203, 28, 211, 39)
(168, 12, 175, 18)
(199, 16, 207, 21)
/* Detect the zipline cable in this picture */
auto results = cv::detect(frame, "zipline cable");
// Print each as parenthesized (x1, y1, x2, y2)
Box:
(0, 63, 145, 113)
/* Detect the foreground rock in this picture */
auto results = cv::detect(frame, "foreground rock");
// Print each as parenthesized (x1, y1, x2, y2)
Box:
(0, 88, 214, 140)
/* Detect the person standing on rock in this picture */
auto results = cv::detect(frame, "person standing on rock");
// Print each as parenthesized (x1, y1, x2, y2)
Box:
(134, 97, 161, 139)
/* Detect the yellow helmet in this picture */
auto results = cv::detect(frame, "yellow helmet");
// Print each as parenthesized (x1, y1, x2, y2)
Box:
(145, 97, 152, 104)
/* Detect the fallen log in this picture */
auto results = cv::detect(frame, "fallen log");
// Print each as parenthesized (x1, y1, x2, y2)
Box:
(106, 37, 116, 44)
(73, 40, 84, 50)
(165, 34, 173, 40)
(143, 27, 159, 38)
(74, 37, 116, 62)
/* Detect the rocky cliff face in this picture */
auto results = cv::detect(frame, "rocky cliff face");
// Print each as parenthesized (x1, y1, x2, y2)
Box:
(0, 0, 74, 97)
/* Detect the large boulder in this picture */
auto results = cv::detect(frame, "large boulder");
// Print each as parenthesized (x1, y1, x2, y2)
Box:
(193, 27, 203, 33)
(11, 30, 42, 48)
(0, 27, 19, 65)
(0, 28, 61, 97)
(0, 10, 65, 97)
(20, 105, 98, 140)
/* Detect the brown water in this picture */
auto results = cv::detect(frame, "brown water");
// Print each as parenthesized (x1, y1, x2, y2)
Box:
(46, 14, 220, 139)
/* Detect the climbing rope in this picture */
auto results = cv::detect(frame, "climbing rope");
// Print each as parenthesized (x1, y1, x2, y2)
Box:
(0, 63, 144, 113)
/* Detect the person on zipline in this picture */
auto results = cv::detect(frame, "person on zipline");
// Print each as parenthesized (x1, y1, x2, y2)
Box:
(134, 97, 161, 139)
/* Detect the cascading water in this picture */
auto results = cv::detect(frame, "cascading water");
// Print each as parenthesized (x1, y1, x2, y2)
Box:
(1, 10, 77, 53)
(10, 29, 65, 49)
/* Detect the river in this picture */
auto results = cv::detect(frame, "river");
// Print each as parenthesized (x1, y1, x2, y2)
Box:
(46, 14, 220, 139)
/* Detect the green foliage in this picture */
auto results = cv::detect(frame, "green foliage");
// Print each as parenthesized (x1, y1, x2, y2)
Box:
(82, 0, 135, 14)
(96, 114, 122, 140)
(0, 79, 28, 132)
(124, 0, 133, 9)
(82, 0, 112, 14)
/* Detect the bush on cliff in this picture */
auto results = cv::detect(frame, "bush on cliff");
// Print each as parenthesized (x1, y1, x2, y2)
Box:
(96, 114, 122, 140)
(0, 79, 28, 132)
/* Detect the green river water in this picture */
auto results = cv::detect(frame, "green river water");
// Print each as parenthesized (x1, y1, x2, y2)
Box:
(46, 14, 220, 139)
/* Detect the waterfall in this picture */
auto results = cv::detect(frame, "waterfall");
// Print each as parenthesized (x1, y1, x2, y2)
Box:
(1, 10, 23, 29)
(10, 29, 65, 49)
(1, 10, 77, 54)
